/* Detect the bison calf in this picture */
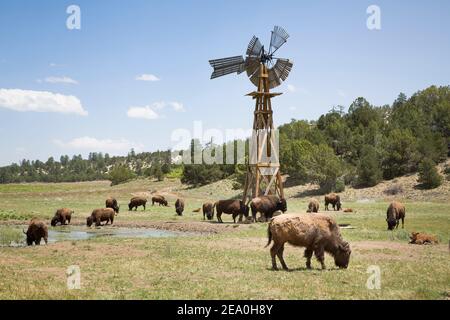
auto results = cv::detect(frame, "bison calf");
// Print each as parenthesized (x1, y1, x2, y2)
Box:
(202, 202, 214, 220)
(324, 193, 341, 211)
(386, 201, 405, 230)
(250, 195, 287, 222)
(51, 208, 73, 226)
(24, 218, 48, 246)
(306, 198, 320, 213)
(409, 232, 438, 245)
(266, 214, 351, 270)
(175, 198, 185, 216)
(128, 197, 147, 211)
(214, 199, 249, 223)
(87, 208, 115, 227)
(152, 195, 168, 207)
(106, 197, 120, 214)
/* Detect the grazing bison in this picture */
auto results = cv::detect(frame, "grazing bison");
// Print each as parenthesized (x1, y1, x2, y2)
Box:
(152, 195, 168, 207)
(266, 214, 351, 270)
(128, 197, 147, 211)
(250, 195, 287, 222)
(202, 202, 214, 220)
(324, 193, 341, 211)
(214, 199, 249, 223)
(50, 208, 73, 226)
(175, 198, 185, 216)
(86, 208, 115, 227)
(409, 232, 438, 245)
(105, 197, 119, 214)
(23, 219, 48, 246)
(306, 198, 320, 213)
(386, 201, 405, 230)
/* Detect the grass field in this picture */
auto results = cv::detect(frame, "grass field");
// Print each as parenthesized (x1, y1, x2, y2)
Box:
(0, 178, 449, 300)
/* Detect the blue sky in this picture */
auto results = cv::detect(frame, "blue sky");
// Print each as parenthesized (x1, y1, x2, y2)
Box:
(0, 0, 449, 166)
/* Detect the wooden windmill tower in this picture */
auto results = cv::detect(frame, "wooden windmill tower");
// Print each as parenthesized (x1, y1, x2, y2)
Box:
(209, 26, 293, 203)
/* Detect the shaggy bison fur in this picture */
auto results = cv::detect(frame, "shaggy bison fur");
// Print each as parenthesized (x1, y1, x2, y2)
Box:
(306, 198, 320, 213)
(50, 208, 73, 226)
(175, 198, 185, 216)
(128, 197, 147, 211)
(105, 197, 120, 213)
(202, 202, 214, 220)
(152, 195, 168, 207)
(409, 232, 438, 245)
(250, 195, 287, 222)
(324, 193, 341, 211)
(24, 218, 48, 246)
(214, 199, 249, 223)
(87, 208, 115, 227)
(266, 214, 351, 270)
(386, 201, 405, 230)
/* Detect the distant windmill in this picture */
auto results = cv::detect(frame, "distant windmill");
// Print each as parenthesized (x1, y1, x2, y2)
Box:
(209, 26, 294, 203)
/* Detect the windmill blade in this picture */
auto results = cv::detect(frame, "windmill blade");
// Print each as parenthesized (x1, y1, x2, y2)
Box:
(209, 56, 245, 79)
(267, 58, 293, 88)
(246, 36, 263, 57)
(245, 56, 260, 78)
(269, 26, 289, 55)
(249, 65, 262, 87)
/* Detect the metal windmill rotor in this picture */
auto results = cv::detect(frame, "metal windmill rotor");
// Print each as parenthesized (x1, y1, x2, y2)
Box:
(209, 26, 293, 89)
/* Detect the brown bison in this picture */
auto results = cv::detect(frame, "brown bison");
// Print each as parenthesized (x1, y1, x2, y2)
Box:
(266, 214, 351, 270)
(306, 198, 320, 213)
(343, 208, 354, 213)
(152, 195, 168, 207)
(324, 193, 341, 211)
(214, 199, 249, 223)
(128, 197, 147, 211)
(386, 201, 405, 230)
(250, 195, 287, 222)
(87, 208, 115, 227)
(192, 208, 201, 213)
(23, 218, 48, 246)
(105, 197, 119, 213)
(50, 208, 73, 226)
(175, 198, 185, 216)
(409, 232, 438, 245)
(202, 202, 214, 220)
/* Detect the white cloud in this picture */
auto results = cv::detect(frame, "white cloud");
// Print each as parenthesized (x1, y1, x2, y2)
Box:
(127, 106, 160, 120)
(136, 74, 160, 82)
(54, 137, 143, 153)
(337, 89, 347, 98)
(127, 101, 185, 120)
(0, 88, 87, 116)
(44, 76, 78, 84)
(287, 84, 296, 92)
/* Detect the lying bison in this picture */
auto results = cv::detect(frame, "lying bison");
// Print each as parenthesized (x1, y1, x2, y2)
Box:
(128, 197, 147, 211)
(325, 193, 341, 211)
(175, 198, 185, 216)
(152, 195, 168, 207)
(409, 232, 438, 245)
(106, 197, 119, 214)
(202, 202, 214, 220)
(250, 195, 287, 222)
(87, 208, 115, 227)
(306, 198, 320, 213)
(51, 208, 73, 226)
(266, 214, 351, 270)
(386, 201, 405, 230)
(24, 218, 48, 246)
(214, 199, 249, 223)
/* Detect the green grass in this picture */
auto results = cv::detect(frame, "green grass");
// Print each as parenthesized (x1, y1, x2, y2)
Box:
(0, 179, 449, 300)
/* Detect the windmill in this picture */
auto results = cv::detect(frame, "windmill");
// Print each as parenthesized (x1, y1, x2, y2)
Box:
(209, 26, 293, 204)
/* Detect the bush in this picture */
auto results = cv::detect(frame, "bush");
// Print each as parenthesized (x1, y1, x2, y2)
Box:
(334, 177, 345, 192)
(417, 158, 442, 189)
(444, 165, 450, 181)
(109, 164, 136, 186)
(384, 184, 404, 195)
(357, 145, 382, 187)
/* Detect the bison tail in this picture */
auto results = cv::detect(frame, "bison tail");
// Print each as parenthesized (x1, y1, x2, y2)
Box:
(265, 225, 272, 248)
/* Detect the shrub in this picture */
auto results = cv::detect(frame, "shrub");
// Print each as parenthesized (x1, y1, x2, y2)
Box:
(384, 184, 404, 195)
(109, 164, 136, 186)
(417, 158, 442, 189)
(356, 145, 383, 187)
(334, 177, 345, 192)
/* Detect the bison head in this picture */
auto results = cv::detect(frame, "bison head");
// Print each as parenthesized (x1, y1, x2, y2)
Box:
(334, 241, 351, 269)
(114, 205, 120, 214)
(277, 198, 287, 213)
(386, 218, 396, 230)
(23, 229, 33, 246)
(336, 201, 342, 211)
(128, 203, 133, 211)
(163, 200, 169, 207)
(50, 217, 58, 227)
(239, 201, 250, 217)
(86, 216, 93, 227)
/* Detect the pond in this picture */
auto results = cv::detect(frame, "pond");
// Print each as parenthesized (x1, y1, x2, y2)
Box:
(0, 225, 184, 247)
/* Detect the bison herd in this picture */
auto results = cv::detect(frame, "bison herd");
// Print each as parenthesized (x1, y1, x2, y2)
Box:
(21, 190, 437, 272)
